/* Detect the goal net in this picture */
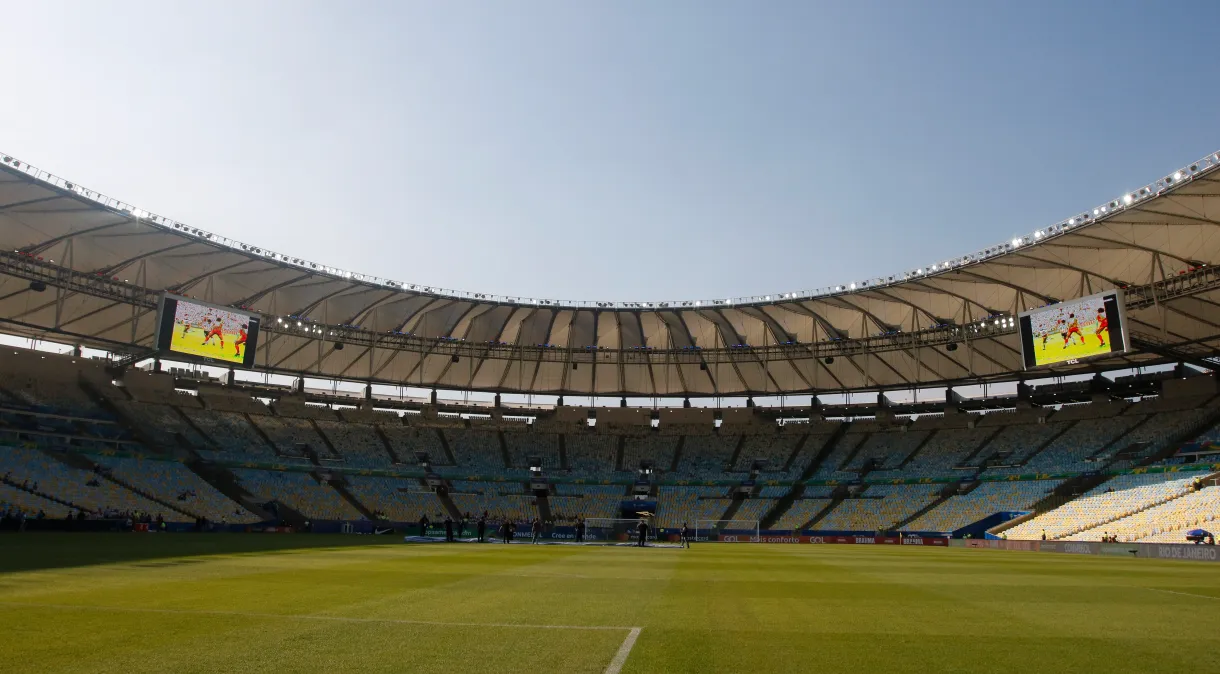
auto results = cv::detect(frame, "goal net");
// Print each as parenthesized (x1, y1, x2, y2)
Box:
(695, 519, 760, 542)
(584, 518, 652, 543)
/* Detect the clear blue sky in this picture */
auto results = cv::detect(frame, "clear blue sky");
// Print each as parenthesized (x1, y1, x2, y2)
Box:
(3, 1, 1219, 304)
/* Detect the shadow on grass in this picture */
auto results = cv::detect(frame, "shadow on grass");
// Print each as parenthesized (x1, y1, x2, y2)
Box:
(0, 533, 404, 574)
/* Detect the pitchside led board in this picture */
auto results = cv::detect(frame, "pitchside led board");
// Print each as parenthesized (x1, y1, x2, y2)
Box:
(1018, 290, 1130, 369)
(154, 294, 261, 369)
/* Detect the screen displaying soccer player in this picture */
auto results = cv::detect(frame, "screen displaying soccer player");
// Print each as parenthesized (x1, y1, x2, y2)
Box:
(1018, 291, 1127, 369)
(156, 295, 260, 368)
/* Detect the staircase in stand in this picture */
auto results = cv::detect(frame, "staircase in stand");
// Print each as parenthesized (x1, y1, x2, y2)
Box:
(801, 497, 845, 531)
(614, 436, 626, 472)
(761, 424, 849, 529)
(669, 436, 685, 473)
(182, 459, 276, 522)
(496, 430, 512, 469)
(372, 424, 406, 464)
(558, 434, 570, 471)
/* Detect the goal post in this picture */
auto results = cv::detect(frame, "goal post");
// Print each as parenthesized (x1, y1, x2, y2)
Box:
(695, 519, 760, 542)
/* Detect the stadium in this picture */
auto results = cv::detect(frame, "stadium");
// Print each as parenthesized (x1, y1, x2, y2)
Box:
(3, 7, 1220, 671)
(2, 144, 1219, 671)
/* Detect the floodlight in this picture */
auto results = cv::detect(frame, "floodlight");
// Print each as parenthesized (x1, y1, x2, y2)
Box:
(1123, 194, 1133, 205)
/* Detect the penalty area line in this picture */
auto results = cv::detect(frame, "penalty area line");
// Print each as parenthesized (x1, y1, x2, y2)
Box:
(604, 626, 642, 674)
(0, 601, 636, 631)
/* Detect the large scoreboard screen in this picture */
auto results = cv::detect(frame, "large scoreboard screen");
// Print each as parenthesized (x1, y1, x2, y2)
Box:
(1018, 290, 1129, 369)
(155, 294, 261, 368)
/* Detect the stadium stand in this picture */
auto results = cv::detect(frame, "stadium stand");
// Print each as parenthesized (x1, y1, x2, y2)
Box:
(817, 484, 942, 531)
(1006, 474, 1198, 540)
(903, 480, 1063, 533)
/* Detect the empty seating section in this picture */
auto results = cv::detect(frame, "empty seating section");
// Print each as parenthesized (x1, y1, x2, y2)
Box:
(620, 435, 676, 474)
(181, 409, 280, 460)
(973, 422, 1064, 468)
(97, 457, 258, 523)
(809, 432, 869, 479)
(379, 425, 448, 465)
(232, 469, 360, 521)
(344, 476, 441, 522)
(1012, 417, 1141, 475)
(315, 420, 391, 467)
(735, 435, 800, 472)
(550, 485, 625, 523)
(678, 434, 738, 479)
(549, 494, 622, 523)
(1006, 474, 1197, 540)
(449, 480, 532, 521)
(112, 401, 209, 450)
(504, 432, 560, 470)
(0, 480, 72, 517)
(772, 499, 831, 530)
(903, 480, 1062, 532)
(1131, 486, 1220, 543)
(657, 486, 730, 528)
(734, 498, 776, 523)
(1, 447, 167, 516)
(758, 486, 789, 498)
(901, 427, 995, 477)
(250, 415, 337, 460)
(444, 429, 508, 473)
(818, 485, 942, 531)
(1063, 483, 1220, 542)
(567, 434, 618, 475)
(3, 367, 109, 418)
(848, 430, 929, 478)
(1099, 408, 1214, 469)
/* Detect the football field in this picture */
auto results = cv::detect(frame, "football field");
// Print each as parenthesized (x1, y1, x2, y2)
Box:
(0, 535, 1218, 673)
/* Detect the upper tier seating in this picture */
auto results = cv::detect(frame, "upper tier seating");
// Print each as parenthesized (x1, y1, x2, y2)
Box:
(315, 420, 393, 468)
(619, 435, 677, 474)
(344, 476, 442, 522)
(677, 435, 739, 479)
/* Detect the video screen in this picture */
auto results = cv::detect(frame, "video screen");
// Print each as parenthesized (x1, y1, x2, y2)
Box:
(1019, 291, 1127, 369)
(155, 295, 260, 368)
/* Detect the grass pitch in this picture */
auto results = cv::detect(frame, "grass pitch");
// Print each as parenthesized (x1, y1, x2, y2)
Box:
(1, 535, 1218, 673)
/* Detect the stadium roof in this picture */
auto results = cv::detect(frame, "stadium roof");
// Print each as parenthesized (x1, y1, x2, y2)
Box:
(2, 150, 1220, 397)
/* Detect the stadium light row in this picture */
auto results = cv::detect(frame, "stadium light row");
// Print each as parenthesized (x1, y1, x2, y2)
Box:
(3, 149, 1218, 311)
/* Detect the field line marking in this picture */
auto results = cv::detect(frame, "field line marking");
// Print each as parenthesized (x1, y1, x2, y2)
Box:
(1144, 588, 1220, 601)
(604, 627, 642, 674)
(0, 601, 634, 631)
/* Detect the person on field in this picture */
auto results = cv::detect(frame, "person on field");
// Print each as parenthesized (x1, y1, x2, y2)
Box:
(419, 514, 429, 538)
(531, 517, 542, 544)
(477, 514, 486, 543)
(681, 522, 691, 548)
(575, 517, 586, 543)
(636, 518, 648, 547)
(444, 516, 454, 543)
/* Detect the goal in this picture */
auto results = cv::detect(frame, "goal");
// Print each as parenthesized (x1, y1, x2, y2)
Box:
(584, 518, 651, 543)
(695, 519, 760, 542)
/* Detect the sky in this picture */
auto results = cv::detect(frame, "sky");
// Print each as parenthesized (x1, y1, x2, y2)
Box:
(3, 1, 1220, 306)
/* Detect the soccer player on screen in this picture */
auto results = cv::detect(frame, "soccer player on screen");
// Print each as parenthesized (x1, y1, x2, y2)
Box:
(235, 324, 248, 357)
(1063, 314, 1082, 347)
(202, 317, 225, 348)
(1095, 308, 1108, 347)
